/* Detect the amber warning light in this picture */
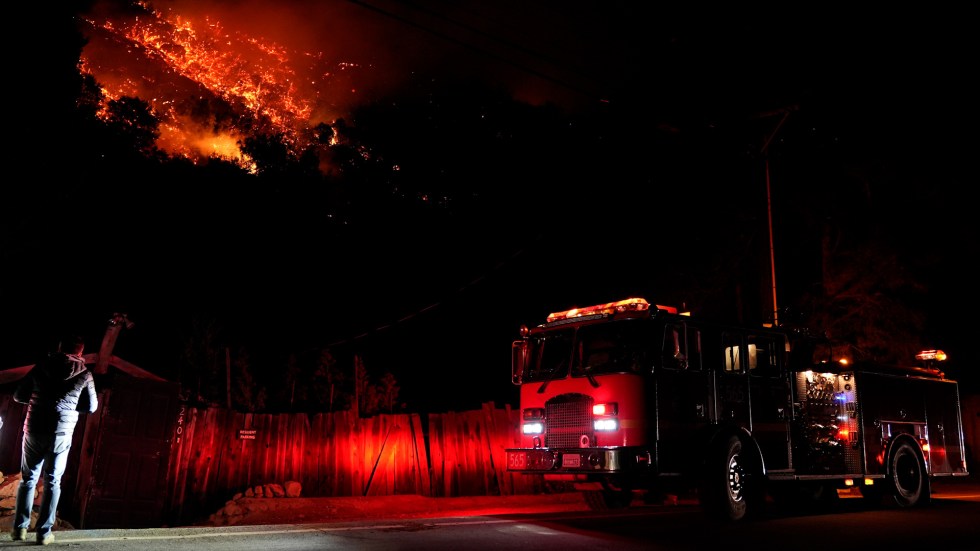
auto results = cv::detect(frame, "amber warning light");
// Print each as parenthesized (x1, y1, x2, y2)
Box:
(915, 350, 947, 362)
(546, 297, 679, 323)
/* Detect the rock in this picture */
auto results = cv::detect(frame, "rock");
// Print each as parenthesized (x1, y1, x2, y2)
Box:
(0, 477, 20, 498)
(0, 497, 16, 513)
(223, 501, 242, 517)
(203, 480, 303, 527)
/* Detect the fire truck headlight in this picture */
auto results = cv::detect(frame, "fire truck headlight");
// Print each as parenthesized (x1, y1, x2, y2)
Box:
(523, 422, 544, 435)
(594, 418, 618, 431)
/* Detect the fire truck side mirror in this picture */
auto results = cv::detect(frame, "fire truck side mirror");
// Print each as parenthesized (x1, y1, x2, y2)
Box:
(512, 340, 527, 385)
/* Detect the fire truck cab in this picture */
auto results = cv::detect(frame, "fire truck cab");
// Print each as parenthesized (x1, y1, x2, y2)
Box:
(506, 298, 969, 521)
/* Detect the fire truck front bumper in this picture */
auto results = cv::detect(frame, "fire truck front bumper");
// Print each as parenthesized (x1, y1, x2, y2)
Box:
(505, 447, 652, 473)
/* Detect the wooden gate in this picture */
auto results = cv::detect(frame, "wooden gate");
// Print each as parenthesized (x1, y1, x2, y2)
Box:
(75, 373, 180, 528)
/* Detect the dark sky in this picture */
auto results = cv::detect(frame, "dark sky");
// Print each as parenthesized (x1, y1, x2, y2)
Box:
(3, 1, 977, 411)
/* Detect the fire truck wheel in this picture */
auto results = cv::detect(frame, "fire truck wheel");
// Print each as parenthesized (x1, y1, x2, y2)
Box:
(701, 434, 763, 521)
(886, 439, 931, 508)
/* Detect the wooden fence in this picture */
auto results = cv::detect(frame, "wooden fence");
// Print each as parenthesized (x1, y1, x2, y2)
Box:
(1, 392, 544, 527)
(165, 401, 543, 525)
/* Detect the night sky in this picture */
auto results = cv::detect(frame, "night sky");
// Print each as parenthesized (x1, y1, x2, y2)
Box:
(2, 1, 976, 412)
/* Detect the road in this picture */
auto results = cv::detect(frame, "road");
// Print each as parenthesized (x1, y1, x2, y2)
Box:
(2, 479, 978, 550)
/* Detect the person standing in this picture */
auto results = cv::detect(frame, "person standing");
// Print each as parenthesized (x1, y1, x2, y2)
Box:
(10, 334, 98, 545)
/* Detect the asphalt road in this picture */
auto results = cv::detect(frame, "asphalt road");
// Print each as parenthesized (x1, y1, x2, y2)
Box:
(1, 476, 977, 550)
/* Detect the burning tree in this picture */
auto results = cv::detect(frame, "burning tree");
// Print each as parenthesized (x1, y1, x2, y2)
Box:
(78, 0, 368, 172)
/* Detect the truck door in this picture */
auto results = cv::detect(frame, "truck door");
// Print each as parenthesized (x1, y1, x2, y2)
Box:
(716, 331, 750, 428)
(923, 378, 969, 475)
(747, 334, 792, 471)
(656, 322, 711, 474)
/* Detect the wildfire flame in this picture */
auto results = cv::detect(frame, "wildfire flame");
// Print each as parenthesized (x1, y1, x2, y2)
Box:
(79, 1, 367, 170)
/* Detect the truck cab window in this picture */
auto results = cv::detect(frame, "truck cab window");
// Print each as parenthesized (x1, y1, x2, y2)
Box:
(662, 324, 688, 370)
(722, 332, 743, 373)
(526, 330, 574, 382)
(748, 335, 782, 377)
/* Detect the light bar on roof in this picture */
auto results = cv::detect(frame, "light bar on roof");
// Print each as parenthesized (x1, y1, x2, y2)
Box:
(546, 297, 676, 323)
(915, 350, 947, 362)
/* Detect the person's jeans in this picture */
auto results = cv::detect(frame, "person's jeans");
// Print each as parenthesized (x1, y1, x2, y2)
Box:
(14, 430, 72, 538)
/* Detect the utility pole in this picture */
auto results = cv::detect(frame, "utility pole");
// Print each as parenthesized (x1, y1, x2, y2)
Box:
(756, 105, 797, 327)
(95, 313, 135, 375)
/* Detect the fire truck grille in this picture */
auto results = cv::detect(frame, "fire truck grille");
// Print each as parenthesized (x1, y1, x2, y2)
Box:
(545, 394, 594, 448)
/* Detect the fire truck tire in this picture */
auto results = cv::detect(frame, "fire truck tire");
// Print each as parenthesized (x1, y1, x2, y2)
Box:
(701, 434, 763, 521)
(885, 439, 931, 508)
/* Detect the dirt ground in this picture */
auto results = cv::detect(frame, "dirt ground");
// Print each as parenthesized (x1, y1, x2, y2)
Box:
(0, 470, 593, 531)
(200, 492, 593, 526)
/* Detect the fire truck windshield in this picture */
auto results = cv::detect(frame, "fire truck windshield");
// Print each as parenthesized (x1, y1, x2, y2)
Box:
(523, 320, 655, 382)
(572, 322, 654, 376)
(523, 329, 575, 382)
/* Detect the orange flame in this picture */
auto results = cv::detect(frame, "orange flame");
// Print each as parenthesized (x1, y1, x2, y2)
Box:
(79, 1, 362, 169)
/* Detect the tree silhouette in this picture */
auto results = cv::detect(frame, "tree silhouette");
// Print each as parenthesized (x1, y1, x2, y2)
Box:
(104, 96, 161, 156)
(375, 372, 402, 414)
(178, 315, 224, 407)
(796, 225, 928, 365)
(232, 346, 267, 412)
(311, 347, 351, 412)
(270, 353, 306, 412)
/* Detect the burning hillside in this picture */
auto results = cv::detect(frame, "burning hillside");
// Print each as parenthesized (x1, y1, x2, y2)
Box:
(78, 1, 384, 170)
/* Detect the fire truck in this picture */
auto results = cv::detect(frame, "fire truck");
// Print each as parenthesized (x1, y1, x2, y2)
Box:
(505, 297, 969, 521)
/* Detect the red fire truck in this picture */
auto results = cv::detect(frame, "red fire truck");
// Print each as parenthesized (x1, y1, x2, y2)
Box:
(506, 297, 969, 520)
